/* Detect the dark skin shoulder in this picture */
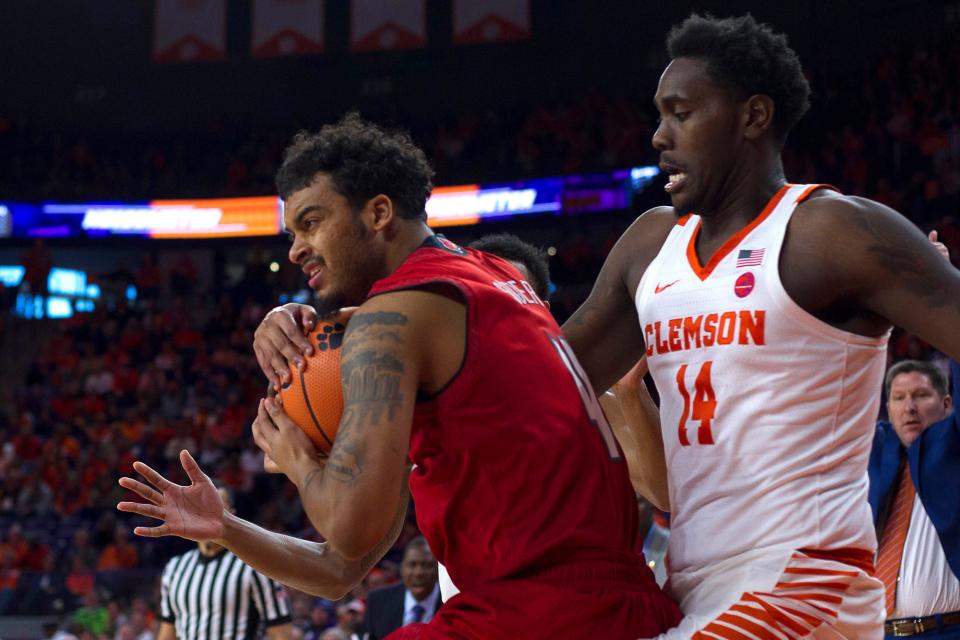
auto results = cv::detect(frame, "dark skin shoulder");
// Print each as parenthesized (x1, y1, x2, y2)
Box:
(782, 189, 960, 357)
(563, 206, 678, 394)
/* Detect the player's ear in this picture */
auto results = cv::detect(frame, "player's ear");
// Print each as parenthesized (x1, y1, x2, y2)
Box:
(367, 194, 395, 231)
(742, 94, 775, 142)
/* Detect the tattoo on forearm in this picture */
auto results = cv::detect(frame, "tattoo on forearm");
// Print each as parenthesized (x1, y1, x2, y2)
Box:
(301, 468, 322, 493)
(323, 312, 409, 487)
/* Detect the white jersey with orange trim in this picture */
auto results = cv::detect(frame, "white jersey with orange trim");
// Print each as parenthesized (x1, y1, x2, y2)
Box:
(636, 183, 889, 587)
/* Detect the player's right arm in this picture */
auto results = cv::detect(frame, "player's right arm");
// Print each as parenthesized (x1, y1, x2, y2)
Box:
(118, 451, 409, 599)
(216, 476, 410, 597)
(561, 208, 676, 394)
(562, 232, 645, 395)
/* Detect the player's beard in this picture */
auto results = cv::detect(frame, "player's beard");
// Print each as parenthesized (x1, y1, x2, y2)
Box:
(313, 217, 385, 317)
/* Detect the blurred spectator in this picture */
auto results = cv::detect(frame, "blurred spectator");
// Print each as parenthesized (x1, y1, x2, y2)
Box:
(96, 526, 139, 571)
(12, 553, 73, 614)
(300, 603, 334, 640)
(331, 601, 364, 640)
(0, 524, 29, 567)
(0, 554, 20, 614)
(169, 252, 198, 297)
(16, 471, 55, 516)
(19, 239, 53, 307)
(66, 554, 97, 600)
(135, 255, 162, 301)
(73, 590, 110, 636)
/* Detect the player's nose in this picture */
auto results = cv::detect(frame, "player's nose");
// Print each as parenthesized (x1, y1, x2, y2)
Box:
(288, 238, 308, 265)
(652, 120, 672, 152)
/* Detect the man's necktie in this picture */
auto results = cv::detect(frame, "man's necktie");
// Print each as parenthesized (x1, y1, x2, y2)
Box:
(410, 604, 425, 624)
(875, 463, 917, 616)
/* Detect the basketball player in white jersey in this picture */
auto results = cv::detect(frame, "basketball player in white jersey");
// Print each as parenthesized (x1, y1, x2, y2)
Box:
(563, 14, 960, 639)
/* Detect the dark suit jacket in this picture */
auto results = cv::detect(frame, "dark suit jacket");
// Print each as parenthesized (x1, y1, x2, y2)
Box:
(868, 359, 960, 580)
(364, 583, 443, 640)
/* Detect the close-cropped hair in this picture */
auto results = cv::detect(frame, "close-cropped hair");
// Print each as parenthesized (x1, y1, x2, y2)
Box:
(469, 234, 551, 301)
(667, 13, 811, 144)
(885, 359, 950, 398)
(275, 113, 435, 221)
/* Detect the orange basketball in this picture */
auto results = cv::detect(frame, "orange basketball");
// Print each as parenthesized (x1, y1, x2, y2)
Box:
(279, 312, 349, 454)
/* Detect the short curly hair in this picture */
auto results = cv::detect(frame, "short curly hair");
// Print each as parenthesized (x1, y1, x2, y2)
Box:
(469, 233, 551, 301)
(275, 113, 434, 221)
(667, 14, 811, 143)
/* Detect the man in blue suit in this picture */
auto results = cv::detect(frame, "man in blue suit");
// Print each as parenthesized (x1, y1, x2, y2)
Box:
(870, 356, 960, 638)
(364, 537, 441, 640)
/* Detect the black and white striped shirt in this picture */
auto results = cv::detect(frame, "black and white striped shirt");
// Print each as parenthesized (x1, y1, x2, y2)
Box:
(159, 548, 291, 640)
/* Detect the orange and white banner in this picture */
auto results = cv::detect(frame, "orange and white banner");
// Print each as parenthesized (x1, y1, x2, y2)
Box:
(153, 0, 227, 63)
(350, 0, 426, 52)
(252, 0, 324, 58)
(453, 0, 530, 45)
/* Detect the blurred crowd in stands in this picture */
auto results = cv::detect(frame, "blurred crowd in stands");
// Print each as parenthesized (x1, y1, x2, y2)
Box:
(1, 38, 958, 228)
(0, 255, 423, 633)
(0, 33, 958, 638)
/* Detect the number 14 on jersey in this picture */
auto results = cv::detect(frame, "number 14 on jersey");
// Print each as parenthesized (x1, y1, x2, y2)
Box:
(675, 361, 717, 446)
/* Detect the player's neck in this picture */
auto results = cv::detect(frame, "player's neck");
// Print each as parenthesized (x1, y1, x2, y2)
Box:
(384, 221, 434, 274)
(697, 159, 786, 243)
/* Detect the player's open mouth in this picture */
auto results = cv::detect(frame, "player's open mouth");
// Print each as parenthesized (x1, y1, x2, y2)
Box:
(307, 266, 324, 288)
(665, 172, 688, 193)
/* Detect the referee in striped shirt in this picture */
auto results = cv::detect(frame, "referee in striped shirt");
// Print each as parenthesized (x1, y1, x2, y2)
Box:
(157, 485, 293, 640)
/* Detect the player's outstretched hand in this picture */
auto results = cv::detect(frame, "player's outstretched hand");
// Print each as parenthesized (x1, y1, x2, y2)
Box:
(117, 450, 225, 542)
(255, 303, 319, 392)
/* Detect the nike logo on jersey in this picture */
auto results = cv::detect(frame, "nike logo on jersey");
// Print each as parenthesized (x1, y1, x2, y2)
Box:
(655, 280, 680, 294)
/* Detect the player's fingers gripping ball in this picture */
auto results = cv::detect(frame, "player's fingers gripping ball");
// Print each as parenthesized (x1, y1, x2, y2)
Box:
(279, 310, 351, 454)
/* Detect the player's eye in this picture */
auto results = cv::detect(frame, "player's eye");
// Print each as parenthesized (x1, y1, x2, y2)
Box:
(674, 111, 691, 122)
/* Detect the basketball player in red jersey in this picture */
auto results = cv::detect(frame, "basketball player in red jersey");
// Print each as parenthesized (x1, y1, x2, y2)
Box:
(118, 114, 681, 639)
(560, 14, 960, 638)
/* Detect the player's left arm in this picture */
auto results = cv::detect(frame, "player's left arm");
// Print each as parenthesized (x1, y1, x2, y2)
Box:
(822, 196, 960, 358)
(255, 289, 452, 561)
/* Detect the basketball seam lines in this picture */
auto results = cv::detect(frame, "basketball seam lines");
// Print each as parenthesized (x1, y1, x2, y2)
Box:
(299, 366, 334, 448)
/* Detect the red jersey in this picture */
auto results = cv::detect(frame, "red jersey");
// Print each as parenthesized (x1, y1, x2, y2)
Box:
(368, 236, 648, 593)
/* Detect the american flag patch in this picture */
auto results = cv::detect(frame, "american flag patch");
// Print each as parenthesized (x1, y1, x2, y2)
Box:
(736, 248, 765, 267)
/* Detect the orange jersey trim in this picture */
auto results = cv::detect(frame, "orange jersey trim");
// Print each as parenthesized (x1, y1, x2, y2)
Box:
(676, 213, 692, 226)
(799, 547, 875, 576)
(794, 183, 838, 204)
(685, 184, 791, 281)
